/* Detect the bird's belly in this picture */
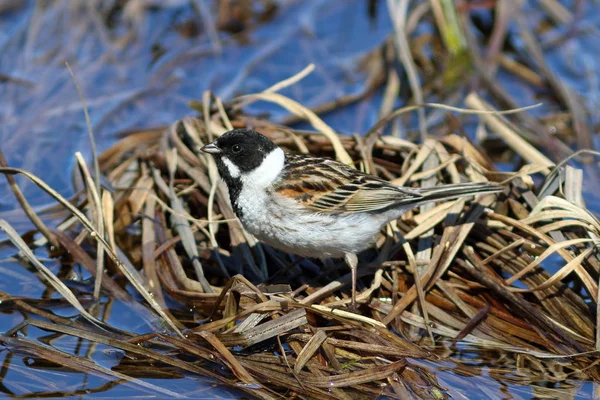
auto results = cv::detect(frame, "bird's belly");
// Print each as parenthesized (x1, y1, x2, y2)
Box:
(240, 207, 382, 259)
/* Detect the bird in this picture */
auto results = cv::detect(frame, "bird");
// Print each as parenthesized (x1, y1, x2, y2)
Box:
(201, 128, 503, 308)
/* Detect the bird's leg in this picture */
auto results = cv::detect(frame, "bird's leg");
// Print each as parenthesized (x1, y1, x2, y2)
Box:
(344, 252, 358, 309)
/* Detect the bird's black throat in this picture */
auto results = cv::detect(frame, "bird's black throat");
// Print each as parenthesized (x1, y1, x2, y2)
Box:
(214, 157, 244, 218)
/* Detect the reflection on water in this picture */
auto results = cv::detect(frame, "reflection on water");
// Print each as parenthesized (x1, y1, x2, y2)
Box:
(1, 0, 599, 398)
(425, 343, 595, 399)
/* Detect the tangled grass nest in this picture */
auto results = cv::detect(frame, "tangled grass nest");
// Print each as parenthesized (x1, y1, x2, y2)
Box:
(1, 87, 599, 399)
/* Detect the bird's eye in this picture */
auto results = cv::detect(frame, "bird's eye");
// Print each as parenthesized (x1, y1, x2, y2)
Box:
(231, 144, 243, 154)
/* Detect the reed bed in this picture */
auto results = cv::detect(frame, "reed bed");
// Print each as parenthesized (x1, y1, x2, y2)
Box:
(1, 1, 599, 398)
(1, 84, 599, 398)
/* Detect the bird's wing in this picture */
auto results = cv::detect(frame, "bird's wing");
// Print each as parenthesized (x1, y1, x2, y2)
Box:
(272, 154, 423, 214)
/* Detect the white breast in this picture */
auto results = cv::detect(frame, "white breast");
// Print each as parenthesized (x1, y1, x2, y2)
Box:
(237, 188, 388, 259)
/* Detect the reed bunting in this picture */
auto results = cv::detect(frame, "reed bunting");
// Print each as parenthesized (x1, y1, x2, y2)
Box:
(202, 128, 502, 307)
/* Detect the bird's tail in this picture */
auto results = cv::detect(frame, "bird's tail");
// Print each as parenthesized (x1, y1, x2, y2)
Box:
(417, 182, 503, 202)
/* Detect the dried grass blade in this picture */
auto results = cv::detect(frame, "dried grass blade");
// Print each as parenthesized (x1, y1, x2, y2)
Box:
(113, 246, 183, 335)
(404, 201, 457, 240)
(300, 279, 345, 306)
(52, 231, 131, 304)
(303, 360, 406, 388)
(392, 142, 434, 186)
(383, 200, 489, 325)
(215, 95, 234, 130)
(488, 211, 598, 302)
(293, 330, 328, 375)
(0, 219, 103, 327)
(366, 101, 541, 139)
(75, 152, 105, 299)
(415, 147, 438, 282)
(113, 174, 153, 231)
(509, 247, 595, 294)
(310, 304, 386, 328)
(206, 274, 268, 321)
(392, 308, 500, 345)
(452, 305, 490, 344)
(201, 300, 284, 333)
(196, 331, 259, 385)
(152, 163, 213, 292)
(102, 190, 116, 251)
(241, 360, 339, 400)
(0, 149, 58, 248)
(505, 238, 595, 285)
(408, 154, 460, 182)
(460, 247, 586, 353)
(286, 338, 352, 400)
(481, 238, 525, 265)
(597, 271, 600, 350)
(25, 320, 209, 375)
(0, 335, 183, 398)
(65, 62, 100, 187)
(265, 64, 315, 93)
(0, 163, 181, 333)
(218, 309, 307, 347)
(289, 334, 425, 358)
(523, 210, 592, 225)
(565, 165, 584, 207)
(465, 92, 553, 169)
(403, 240, 433, 341)
(516, 15, 592, 151)
(435, 280, 476, 319)
(387, 0, 426, 140)
(99, 131, 163, 170)
(529, 196, 600, 233)
(233, 313, 269, 333)
(535, 220, 596, 234)
(141, 197, 170, 313)
(237, 92, 353, 165)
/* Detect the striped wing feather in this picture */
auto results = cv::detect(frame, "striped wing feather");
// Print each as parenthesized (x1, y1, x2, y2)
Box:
(273, 154, 423, 214)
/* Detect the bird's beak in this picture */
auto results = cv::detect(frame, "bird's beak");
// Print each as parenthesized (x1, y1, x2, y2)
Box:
(201, 142, 222, 154)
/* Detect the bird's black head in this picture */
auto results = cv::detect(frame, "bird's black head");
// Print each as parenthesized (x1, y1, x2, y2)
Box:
(200, 129, 282, 216)
(201, 128, 278, 175)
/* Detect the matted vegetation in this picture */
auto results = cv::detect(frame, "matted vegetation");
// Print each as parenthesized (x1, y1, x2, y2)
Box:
(1, 0, 599, 399)
(1, 81, 599, 398)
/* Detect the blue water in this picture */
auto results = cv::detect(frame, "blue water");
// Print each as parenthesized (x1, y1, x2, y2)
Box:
(1, 0, 599, 398)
